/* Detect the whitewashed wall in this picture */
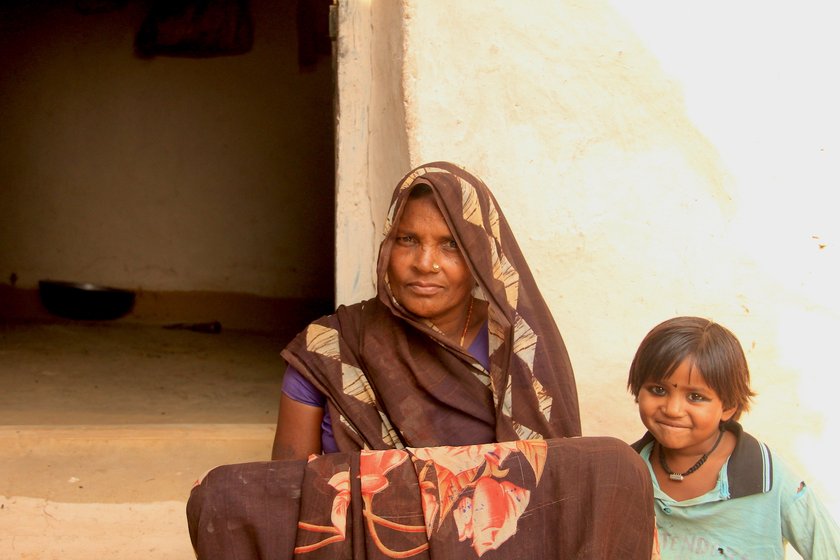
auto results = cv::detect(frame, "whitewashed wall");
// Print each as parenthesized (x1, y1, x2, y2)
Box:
(335, 0, 840, 535)
(334, 0, 409, 304)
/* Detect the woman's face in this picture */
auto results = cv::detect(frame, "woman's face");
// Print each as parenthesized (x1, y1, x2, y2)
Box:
(387, 194, 474, 333)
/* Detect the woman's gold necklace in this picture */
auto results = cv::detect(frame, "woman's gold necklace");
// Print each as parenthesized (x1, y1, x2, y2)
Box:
(429, 297, 474, 346)
(459, 297, 475, 347)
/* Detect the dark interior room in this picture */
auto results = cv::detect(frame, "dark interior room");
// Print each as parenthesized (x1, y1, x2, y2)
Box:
(1, 1, 336, 554)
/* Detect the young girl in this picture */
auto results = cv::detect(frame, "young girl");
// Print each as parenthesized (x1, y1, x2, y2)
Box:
(627, 316, 840, 559)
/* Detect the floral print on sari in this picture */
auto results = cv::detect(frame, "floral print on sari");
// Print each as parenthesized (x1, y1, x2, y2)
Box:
(296, 440, 546, 558)
(189, 437, 657, 559)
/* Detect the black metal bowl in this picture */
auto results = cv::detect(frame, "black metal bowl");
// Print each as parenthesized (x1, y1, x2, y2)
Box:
(38, 280, 136, 320)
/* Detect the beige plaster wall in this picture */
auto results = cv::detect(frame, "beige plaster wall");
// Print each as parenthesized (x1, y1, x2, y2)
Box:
(334, 0, 410, 303)
(0, 0, 334, 300)
(334, 0, 840, 527)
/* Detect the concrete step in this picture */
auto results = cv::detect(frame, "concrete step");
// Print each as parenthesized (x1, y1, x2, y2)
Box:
(1, 497, 193, 560)
(0, 423, 275, 503)
(1, 423, 275, 560)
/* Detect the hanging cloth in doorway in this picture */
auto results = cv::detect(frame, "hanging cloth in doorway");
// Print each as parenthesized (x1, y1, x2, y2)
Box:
(135, 0, 253, 58)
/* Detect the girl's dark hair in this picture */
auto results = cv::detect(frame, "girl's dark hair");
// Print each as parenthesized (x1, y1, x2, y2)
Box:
(627, 316, 755, 419)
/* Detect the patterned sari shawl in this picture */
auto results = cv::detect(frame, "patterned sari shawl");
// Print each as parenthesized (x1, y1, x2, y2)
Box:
(188, 437, 656, 559)
(281, 162, 580, 451)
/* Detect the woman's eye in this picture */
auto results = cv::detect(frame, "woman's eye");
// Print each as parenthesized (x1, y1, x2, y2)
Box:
(443, 239, 459, 251)
(396, 235, 415, 245)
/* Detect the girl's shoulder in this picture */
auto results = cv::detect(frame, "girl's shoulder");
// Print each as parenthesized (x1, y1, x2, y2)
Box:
(723, 424, 774, 499)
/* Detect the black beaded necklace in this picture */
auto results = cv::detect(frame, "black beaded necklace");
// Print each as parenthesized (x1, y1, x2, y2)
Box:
(658, 429, 725, 482)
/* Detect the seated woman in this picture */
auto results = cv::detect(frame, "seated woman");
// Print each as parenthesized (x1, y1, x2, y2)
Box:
(187, 162, 657, 559)
(273, 161, 581, 458)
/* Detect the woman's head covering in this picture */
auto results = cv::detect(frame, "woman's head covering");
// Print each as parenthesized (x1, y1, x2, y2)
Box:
(376, 162, 581, 440)
(282, 162, 580, 452)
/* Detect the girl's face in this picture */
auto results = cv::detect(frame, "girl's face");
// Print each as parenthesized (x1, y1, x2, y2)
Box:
(387, 195, 474, 334)
(637, 358, 736, 455)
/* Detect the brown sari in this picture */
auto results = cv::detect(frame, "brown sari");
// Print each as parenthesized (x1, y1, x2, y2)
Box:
(187, 163, 656, 558)
(188, 437, 655, 559)
(281, 161, 580, 451)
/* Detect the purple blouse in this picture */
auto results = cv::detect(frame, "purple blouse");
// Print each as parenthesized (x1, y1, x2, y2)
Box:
(281, 320, 490, 453)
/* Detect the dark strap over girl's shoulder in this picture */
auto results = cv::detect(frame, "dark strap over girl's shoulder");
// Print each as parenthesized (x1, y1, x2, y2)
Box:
(725, 421, 774, 498)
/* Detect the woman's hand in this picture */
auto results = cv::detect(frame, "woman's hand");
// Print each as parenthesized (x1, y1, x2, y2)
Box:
(271, 394, 324, 460)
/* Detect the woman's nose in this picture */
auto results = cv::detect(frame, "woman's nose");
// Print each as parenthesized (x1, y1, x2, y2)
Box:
(415, 245, 439, 271)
